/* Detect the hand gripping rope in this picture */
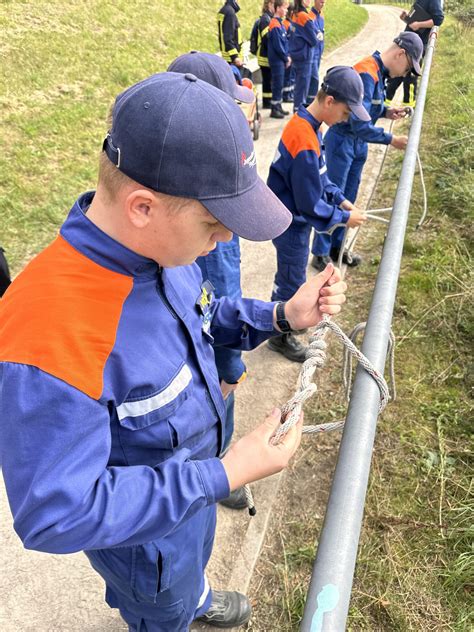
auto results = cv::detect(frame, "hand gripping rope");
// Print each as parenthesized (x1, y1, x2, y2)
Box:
(242, 314, 392, 515)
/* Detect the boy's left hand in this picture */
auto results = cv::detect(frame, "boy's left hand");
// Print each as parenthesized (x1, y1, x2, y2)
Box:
(386, 107, 408, 120)
(282, 263, 347, 330)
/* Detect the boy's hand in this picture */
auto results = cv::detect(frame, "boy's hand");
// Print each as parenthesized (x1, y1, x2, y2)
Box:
(347, 209, 367, 228)
(220, 380, 239, 400)
(390, 135, 408, 150)
(400, 10, 408, 20)
(386, 107, 408, 120)
(221, 408, 303, 490)
(282, 263, 347, 329)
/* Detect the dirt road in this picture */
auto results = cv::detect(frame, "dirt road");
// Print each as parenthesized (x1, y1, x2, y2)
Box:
(0, 6, 404, 631)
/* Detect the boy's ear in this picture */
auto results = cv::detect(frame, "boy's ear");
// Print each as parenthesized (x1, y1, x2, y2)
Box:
(125, 189, 156, 229)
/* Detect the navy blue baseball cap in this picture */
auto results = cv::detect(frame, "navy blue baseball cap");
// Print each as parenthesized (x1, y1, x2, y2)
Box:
(103, 72, 291, 241)
(321, 66, 371, 122)
(394, 32, 423, 76)
(167, 51, 255, 104)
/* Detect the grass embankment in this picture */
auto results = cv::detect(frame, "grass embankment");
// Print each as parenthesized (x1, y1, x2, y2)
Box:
(0, 0, 366, 276)
(249, 17, 473, 632)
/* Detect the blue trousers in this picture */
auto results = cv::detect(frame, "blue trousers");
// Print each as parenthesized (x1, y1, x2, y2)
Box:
(312, 129, 368, 256)
(271, 221, 312, 302)
(283, 64, 295, 100)
(270, 59, 285, 106)
(307, 50, 322, 102)
(86, 505, 216, 631)
(292, 60, 312, 111)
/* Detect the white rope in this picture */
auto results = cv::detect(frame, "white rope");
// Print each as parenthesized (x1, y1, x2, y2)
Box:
(416, 151, 428, 229)
(243, 315, 391, 514)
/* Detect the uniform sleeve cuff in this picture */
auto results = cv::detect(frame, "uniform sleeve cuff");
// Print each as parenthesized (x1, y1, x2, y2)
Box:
(384, 132, 393, 145)
(193, 457, 230, 504)
(341, 209, 351, 223)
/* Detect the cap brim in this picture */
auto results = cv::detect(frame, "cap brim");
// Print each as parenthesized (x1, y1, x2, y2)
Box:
(349, 103, 371, 122)
(233, 84, 256, 104)
(412, 59, 422, 76)
(201, 177, 292, 241)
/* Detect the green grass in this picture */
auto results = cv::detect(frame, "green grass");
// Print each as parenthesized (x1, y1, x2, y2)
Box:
(0, 0, 367, 275)
(248, 16, 473, 631)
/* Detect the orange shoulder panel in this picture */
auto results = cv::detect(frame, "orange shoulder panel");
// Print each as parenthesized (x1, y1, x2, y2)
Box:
(269, 17, 280, 30)
(295, 11, 313, 26)
(0, 235, 133, 399)
(281, 115, 321, 159)
(353, 56, 379, 83)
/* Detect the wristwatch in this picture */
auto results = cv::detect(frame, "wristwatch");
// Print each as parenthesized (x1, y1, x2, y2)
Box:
(275, 301, 292, 333)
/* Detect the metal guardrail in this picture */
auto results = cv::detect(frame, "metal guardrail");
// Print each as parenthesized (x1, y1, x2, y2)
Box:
(300, 27, 439, 632)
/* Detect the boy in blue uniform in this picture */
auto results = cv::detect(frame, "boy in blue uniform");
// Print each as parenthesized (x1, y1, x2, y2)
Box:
(311, 32, 423, 271)
(167, 51, 255, 511)
(268, 0, 292, 119)
(288, 0, 318, 111)
(0, 72, 348, 630)
(307, 0, 325, 103)
(267, 66, 368, 361)
(385, 0, 444, 106)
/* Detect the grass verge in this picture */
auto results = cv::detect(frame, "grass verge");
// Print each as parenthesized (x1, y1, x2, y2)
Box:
(0, 0, 366, 275)
(248, 16, 473, 632)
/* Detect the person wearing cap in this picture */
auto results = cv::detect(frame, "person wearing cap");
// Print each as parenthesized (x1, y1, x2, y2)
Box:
(267, 66, 368, 362)
(288, 0, 318, 112)
(218, 0, 243, 68)
(167, 51, 255, 512)
(385, 0, 444, 107)
(307, 0, 325, 104)
(310, 32, 422, 272)
(268, 0, 292, 119)
(0, 71, 348, 631)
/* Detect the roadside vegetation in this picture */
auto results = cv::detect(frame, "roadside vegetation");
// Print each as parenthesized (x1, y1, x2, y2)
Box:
(249, 15, 473, 632)
(0, 0, 366, 275)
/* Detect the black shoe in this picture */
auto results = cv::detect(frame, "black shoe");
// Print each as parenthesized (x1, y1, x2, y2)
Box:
(311, 254, 332, 271)
(267, 333, 307, 363)
(219, 487, 248, 510)
(277, 103, 290, 116)
(330, 249, 362, 267)
(270, 108, 285, 119)
(195, 590, 252, 628)
(262, 99, 272, 109)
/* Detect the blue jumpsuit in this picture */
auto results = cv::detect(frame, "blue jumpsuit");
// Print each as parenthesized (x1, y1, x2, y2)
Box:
(282, 17, 295, 101)
(196, 235, 245, 451)
(267, 107, 349, 301)
(0, 192, 278, 632)
(312, 51, 392, 257)
(288, 9, 318, 111)
(307, 7, 325, 102)
(268, 16, 290, 108)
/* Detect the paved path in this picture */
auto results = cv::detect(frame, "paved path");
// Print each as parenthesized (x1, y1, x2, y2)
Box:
(0, 6, 404, 631)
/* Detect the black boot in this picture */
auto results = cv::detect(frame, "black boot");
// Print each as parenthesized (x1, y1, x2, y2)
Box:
(330, 248, 362, 267)
(262, 98, 272, 110)
(270, 107, 285, 119)
(277, 103, 290, 116)
(267, 333, 307, 363)
(311, 254, 332, 271)
(219, 487, 248, 510)
(195, 590, 252, 628)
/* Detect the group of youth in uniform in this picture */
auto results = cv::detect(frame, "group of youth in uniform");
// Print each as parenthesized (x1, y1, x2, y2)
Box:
(0, 2, 442, 630)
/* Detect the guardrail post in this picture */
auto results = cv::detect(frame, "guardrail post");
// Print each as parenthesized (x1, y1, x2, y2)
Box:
(300, 27, 439, 632)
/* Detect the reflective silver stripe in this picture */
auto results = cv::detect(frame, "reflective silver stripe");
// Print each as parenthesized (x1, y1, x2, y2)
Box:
(319, 165, 327, 175)
(116, 364, 192, 420)
(371, 99, 382, 104)
(197, 575, 210, 609)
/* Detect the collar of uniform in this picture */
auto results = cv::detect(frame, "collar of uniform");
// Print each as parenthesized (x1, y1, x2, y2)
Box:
(60, 191, 159, 279)
(296, 105, 322, 132)
(373, 50, 390, 79)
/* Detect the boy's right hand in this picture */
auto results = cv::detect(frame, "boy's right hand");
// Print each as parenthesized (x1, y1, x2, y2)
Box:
(347, 209, 367, 228)
(221, 408, 303, 491)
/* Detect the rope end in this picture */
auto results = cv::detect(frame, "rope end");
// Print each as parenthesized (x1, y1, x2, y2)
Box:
(248, 506, 257, 516)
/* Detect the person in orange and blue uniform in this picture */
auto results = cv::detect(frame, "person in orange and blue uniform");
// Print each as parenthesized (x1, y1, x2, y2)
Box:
(282, 4, 296, 103)
(0, 71, 348, 631)
(385, 0, 444, 107)
(167, 51, 255, 512)
(288, 0, 317, 111)
(267, 66, 369, 362)
(268, 0, 292, 119)
(311, 32, 423, 271)
(307, 0, 325, 103)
